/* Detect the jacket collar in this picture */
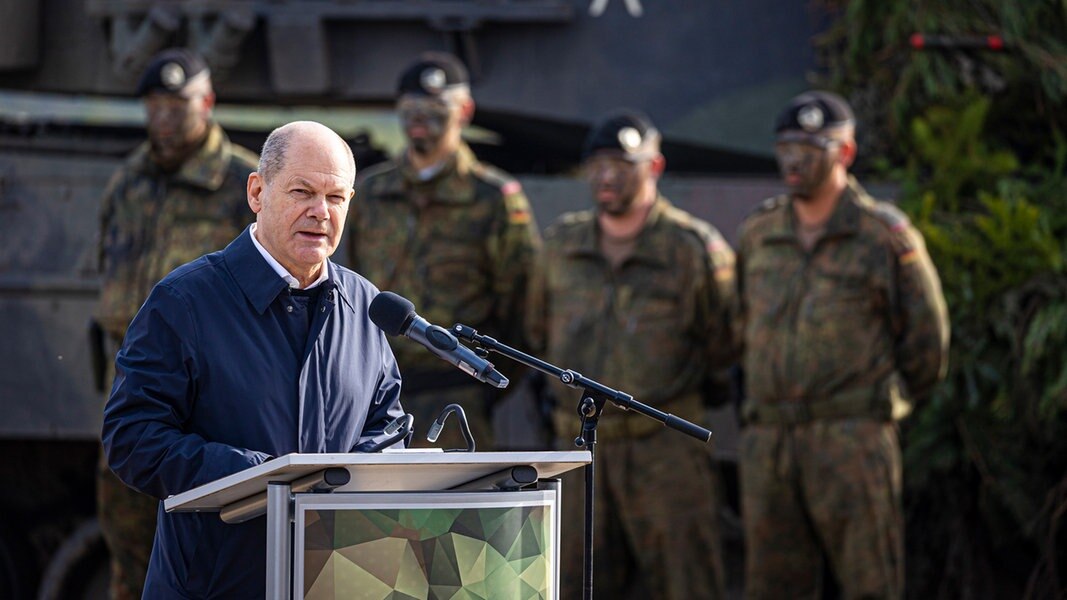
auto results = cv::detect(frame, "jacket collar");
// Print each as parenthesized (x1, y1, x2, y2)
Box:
(379, 142, 479, 204)
(224, 227, 357, 316)
(561, 195, 672, 268)
(130, 122, 232, 191)
(763, 175, 866, 244)
(224, 227, 290, 314)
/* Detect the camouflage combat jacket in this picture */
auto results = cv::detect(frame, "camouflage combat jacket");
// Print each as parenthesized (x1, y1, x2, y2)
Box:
(737, 177, 949, 425)
(96, 123, 258, 340)
(347, 143, 541, 381)
(528, 197, 738, 441)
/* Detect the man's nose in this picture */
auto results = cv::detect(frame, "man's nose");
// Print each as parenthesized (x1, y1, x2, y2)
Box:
(307, 196, 330, 220)
(596, 167, 619, 183)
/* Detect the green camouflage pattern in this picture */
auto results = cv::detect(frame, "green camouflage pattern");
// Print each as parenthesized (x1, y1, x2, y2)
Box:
(527, 196, 738, 442)
(347, 143, 541, 372)
(95, 123, 259, 340)
(736, 176, 949, 424)
(529, 196, 734, 599)
(556, 426, 726, 599)
(95, 122, 257, 600)
(739, 420, 903, 599)
(97, 452, 158, 600)
(736, 177, 948, 599)
(344, 143, 540, 449)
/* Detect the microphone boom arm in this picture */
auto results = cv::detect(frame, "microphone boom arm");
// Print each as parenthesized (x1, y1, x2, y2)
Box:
(449, 324, 712, 443)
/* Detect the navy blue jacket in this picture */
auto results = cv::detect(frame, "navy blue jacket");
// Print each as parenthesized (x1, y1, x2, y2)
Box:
(102, 228, 403, 598)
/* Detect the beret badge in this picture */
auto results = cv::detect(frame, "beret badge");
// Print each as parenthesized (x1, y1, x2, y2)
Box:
(797, 105, 825, 133)
(420, 67, 447, 94)
(160, 62, 186, 90)
(618, 127, 642, 151)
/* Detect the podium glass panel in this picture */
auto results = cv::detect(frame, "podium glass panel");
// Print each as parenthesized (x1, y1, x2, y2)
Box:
(294, 490, 559, 600)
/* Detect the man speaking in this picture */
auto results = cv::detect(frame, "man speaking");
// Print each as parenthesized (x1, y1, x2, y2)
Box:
(102, 121, 404, 598)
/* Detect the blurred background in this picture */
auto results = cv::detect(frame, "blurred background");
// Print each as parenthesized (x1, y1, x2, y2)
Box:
(0, 1, 1064, 598)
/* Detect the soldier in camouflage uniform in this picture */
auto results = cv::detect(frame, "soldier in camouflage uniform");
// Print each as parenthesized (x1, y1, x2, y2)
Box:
(526, 110, 736, 599)
(346, 52, 540, 450)
(736, 91, 950, 599)
(95, 48, 258, 600)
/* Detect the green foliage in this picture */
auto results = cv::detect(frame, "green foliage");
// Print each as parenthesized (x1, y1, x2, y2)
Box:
(817, 1, 1067, 597)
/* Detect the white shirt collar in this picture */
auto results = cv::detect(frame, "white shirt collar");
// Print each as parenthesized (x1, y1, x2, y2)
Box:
(249, 223, 329, 290)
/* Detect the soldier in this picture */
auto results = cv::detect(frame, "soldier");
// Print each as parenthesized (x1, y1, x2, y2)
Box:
(95, 48, 258, 600)
(736, 91, 950, 599)
(346, 52, 540, 450)
(526, 110, 736, 599)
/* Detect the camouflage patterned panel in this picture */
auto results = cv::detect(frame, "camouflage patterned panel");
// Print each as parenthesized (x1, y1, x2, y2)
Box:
(346, 143, 541, 375)
(739, 420, 904, 599)
(97, 449, 157, 600)
(736, 177, 949, 424)
(95, 123, 259, 340)
(527, 196, 738, 442)
(557, 429, 726, 600)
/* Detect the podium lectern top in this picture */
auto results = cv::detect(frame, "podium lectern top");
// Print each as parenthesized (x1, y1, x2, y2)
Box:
(163, 450, 590, 513)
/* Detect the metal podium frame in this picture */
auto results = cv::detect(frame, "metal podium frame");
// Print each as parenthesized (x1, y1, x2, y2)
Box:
(164, 450, 590, 600)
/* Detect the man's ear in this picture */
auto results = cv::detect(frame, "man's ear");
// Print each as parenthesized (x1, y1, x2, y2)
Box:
(247, 172, 265, 214)
(458, 97, 475, 125)
(839, 139, 858, 168)
(649, 154, 666, 178)
(200, 91, 216, 115)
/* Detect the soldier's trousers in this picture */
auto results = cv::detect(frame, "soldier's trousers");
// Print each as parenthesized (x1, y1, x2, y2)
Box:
(97, 448, 157, 600)
(402, 383, 498, 450)
(739, 419, 903, 600)
(558, 428, 725, 600)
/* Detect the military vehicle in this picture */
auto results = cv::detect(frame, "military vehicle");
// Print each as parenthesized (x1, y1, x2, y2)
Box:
(0, 1, 828, 597)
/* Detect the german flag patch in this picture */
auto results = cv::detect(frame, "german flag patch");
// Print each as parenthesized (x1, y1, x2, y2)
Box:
(504, 188, 532, 225)
(899, 249, 919, 265)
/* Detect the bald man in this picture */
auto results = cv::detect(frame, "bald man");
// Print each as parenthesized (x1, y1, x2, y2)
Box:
(102, 121, 405, 598)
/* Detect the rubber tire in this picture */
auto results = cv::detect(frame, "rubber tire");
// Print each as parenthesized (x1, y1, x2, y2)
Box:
(35, 518, 109, 600)
(0, 525, 32, 600)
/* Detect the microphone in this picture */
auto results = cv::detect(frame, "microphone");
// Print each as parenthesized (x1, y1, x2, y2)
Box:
(368, 292, 509, 389)
(427, 403, 476, 452)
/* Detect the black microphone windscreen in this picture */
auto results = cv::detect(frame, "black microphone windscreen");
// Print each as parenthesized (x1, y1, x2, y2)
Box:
(368, 291, 416, 337)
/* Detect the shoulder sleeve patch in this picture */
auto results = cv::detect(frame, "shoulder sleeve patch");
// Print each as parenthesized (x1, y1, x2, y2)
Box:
(707, 234, 736, 282)
(872, 202, 922, 263)
(504, 189, 532, 225)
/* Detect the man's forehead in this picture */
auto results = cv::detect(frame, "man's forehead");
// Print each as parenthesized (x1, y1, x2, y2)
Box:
(397, 93, 456, 108)
(775, 128, 848, 147)
(277, 159, 355, 189)
(585, 149, 645, 165)
(144, 90, 196, 102)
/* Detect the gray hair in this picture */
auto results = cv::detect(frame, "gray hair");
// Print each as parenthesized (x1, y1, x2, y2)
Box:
(258, 121, 356, 185)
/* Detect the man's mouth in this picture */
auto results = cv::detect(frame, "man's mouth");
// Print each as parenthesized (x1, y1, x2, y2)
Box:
(406, 122, 433, 138)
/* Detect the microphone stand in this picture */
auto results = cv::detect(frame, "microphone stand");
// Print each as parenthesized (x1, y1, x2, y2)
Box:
(451, 324, 712, 600)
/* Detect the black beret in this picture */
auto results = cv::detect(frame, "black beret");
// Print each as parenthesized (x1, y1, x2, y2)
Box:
(582, 109, 660, 161)
(135, 48, 210, 97)
(775, 91, 854, 134)
(396, 52, 469, 97)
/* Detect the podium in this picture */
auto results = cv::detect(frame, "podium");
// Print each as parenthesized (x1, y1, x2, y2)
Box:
(164, 450, 590, 600)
